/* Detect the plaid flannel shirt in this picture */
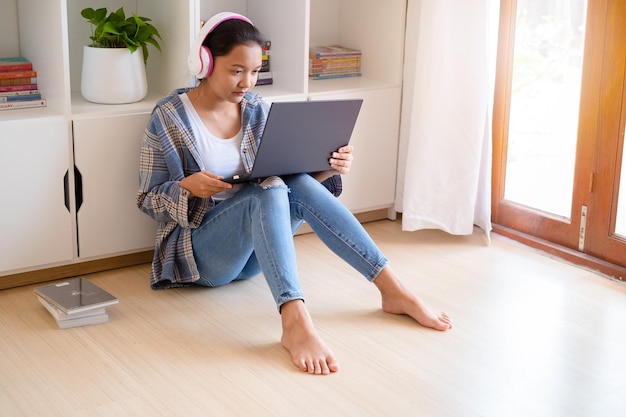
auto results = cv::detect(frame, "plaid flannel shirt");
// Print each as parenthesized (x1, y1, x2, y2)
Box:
(137, 89, 342, 288)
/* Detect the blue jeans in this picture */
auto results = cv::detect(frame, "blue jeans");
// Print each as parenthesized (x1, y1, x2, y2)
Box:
(191, 174, 388, 310)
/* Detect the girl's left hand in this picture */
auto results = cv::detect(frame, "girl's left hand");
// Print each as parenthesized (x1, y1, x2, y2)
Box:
(329, 145, 353, 175)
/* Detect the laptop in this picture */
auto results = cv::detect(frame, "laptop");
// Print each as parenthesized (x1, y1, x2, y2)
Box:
(223, 99, 363, 184)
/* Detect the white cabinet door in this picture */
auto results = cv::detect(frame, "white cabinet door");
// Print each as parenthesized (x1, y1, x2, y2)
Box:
(73, 113, 157, 259)
(0, 118, 74, 273)
(310, 88, 401, 213)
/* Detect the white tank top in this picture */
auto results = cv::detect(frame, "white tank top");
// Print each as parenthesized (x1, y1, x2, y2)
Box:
(180, 93, 244, 200)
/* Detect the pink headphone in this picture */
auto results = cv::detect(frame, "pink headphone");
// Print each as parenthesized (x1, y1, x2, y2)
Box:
(188, 12, 253, 79)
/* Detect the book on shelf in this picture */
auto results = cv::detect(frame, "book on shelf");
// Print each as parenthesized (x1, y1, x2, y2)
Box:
(310, 64, 361, 74)
(0, 70, 37, 80)
(0, 92, 42, 102)
(309, 72, 362, 80)
(0, 99, 47, 111)
(309, 45, 362, 59)
(0, 83, 38, 93)
(0, 76, 37, 87)
(35, 277, 118, 317)
(256, 71, 273, 86)
(0, 88, 40, 97)
(37, 296, 110, 329)
(310, 60, 361, 71)
(310, 56, 361, 66)
(0, 57, 33, 73)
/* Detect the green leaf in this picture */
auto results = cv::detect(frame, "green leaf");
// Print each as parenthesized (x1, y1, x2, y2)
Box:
(81, 6, 161, 65)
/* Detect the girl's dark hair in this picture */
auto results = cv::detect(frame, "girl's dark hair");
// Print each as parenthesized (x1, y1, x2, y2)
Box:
(203, 19, 265, 59)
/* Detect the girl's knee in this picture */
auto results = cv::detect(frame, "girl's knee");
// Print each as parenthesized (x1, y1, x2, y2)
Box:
(251, 177, 289, 209)
(259, 176, 287, 189)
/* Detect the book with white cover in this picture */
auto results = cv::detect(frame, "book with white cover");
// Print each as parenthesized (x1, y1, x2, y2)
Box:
(55, 314, 110, 329)
(37, 296, 110, 329)
(34, 278, 118, 316)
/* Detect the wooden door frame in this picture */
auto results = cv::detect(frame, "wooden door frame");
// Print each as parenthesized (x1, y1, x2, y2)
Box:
(585, 0, 626, 265)
(491, 0, 626, 281)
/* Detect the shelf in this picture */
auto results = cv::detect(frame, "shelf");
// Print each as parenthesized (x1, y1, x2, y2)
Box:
(308, 76, 398, 96)
(0, 106, 66, 123)
(250, 84, 306, 102)
(70, 92, 162, 119)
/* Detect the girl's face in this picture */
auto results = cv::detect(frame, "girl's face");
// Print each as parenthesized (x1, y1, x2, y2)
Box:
(208, 42, 263, 103)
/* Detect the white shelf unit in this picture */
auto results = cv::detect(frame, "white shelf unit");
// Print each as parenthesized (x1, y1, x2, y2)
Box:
(0, 0, 406, 278)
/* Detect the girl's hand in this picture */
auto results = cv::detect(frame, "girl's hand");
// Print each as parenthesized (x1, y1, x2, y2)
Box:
(179, 171, 232, 198)
(328, 145, 353, 175)
(311, 145, 354, 183)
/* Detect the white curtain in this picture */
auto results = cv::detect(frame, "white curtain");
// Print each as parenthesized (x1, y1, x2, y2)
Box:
(395, 0, 500, 238)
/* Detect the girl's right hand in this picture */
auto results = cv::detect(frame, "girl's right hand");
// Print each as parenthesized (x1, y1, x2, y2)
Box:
(179, 171, 233, 198)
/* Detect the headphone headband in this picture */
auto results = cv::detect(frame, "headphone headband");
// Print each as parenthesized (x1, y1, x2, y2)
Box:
(188, 12, 253, 79)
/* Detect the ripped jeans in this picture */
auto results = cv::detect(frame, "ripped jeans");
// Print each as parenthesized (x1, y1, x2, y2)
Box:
(191, 173, 388, 310)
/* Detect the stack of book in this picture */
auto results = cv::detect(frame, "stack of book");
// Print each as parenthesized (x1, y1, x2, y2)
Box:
(309, 45, 362, 80)
(256, 40, 273, 86)
(0, 57, 46, 111)
(35, 277, 119, 329)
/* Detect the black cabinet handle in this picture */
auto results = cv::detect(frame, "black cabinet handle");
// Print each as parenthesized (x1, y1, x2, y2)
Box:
(74, 166, 83, 212)
(63, 170, 70, 212)
(63, 167, 84, 212)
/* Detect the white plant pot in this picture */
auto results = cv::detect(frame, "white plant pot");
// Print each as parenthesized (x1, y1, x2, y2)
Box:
(81, 46, 148, 104)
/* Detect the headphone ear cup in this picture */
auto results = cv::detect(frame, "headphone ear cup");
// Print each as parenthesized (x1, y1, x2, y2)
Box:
(188, 12, 254, 80)
(198, 46, 213, 79)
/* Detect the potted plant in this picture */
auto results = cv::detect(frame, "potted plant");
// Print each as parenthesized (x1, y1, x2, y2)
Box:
(80, 7, 162, 104)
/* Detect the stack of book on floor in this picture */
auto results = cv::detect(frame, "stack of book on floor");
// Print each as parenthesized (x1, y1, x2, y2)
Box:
(0, 57, 46, 111)
(309, 45, 362, 80)
(35, 278, 119, 329)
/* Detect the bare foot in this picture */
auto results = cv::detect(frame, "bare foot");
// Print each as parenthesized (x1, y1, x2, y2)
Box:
(374, 267, 453, 331)
(280, 299, 339, 375)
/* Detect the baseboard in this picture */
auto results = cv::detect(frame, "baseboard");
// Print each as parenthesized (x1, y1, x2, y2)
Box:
(0, 251, 153, 290)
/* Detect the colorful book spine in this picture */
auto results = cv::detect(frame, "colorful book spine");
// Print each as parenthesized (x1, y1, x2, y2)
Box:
(310, 63, 361, 72)
(310, 57, 362, 65)
(0, 93, 42, 102)
(0, 89, 40, 97)
(255, 71, 273, 86)
(261, 41, 271, 72)
(0, 99, 47, 111)
(0, 57, 33, 73)
(0, 77, 37, 87)
(309, 72, 362, 80)
(0, 70, 37, 79)
(309, 45, 362, 59)
(0, 84, 38, 92)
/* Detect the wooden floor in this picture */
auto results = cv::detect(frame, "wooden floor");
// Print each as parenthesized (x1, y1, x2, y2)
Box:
(1, 219, 626, 417)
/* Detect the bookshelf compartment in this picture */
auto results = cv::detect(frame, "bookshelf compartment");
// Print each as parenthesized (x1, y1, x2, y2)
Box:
(66, 0, 191, 116)
(308, 0, 406, 94)
(197, 0, 308, 100)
